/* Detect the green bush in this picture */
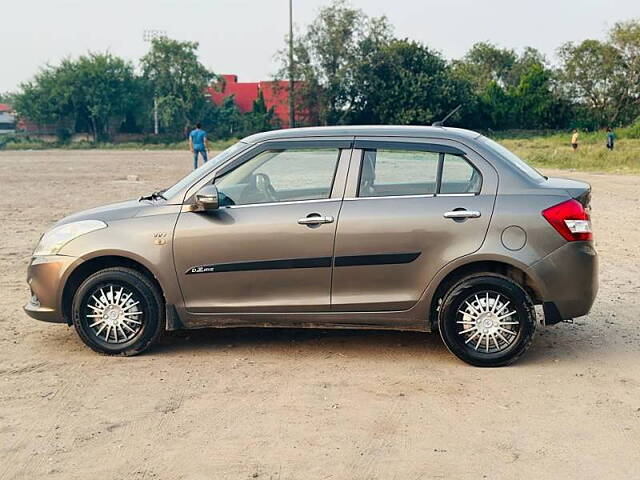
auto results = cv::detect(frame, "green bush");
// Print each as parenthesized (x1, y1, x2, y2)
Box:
(619, 118, 640, 139)
(56, 127, 72, 144)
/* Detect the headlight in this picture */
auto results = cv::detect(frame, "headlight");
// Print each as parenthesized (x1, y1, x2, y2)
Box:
(33, 220, 107, 256)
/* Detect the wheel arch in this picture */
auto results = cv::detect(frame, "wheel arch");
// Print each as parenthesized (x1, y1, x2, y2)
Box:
(61, 255, 164, 325)
(427, 259, 543, 330)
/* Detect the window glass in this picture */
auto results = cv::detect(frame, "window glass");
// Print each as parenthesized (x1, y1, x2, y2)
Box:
(163, 141, 249, 199)
(215, 148, 339, 206)
(358, 149, 439, 197)
(481, 137, 545, 182)
(440, 154, 482, 194)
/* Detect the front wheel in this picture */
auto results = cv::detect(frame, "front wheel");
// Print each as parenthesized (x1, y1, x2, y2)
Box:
(438, 274, 536, 367)
(71, 267, 164, 356)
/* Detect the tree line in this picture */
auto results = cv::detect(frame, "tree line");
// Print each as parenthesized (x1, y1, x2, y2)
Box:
(10, 38, 277, 142)
(280, 1, 640, 131)
(7, 0, 640, 142)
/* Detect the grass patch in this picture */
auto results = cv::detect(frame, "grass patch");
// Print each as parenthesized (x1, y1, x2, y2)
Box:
(499, 135, 640, 174)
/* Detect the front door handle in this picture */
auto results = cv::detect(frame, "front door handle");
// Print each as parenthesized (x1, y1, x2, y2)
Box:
(298, 214, 334, 225)
(443, 210, 481, 219)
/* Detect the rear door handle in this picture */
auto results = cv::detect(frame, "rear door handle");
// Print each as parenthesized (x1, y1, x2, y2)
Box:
(298, 215, 334, 225)
(443, 210, 481, 219)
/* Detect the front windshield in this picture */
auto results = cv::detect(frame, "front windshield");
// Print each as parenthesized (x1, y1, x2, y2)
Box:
(481, 137, 545, 182)
(162, 141, 250, 200)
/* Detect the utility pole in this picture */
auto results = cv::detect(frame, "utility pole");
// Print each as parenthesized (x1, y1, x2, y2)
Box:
(153, 97, 159, 136)
(143, 29, 166, 135)
(288, 0, 296, 128)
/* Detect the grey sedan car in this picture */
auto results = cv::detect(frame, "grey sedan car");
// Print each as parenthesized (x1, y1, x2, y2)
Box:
(24, 126, 597, 366)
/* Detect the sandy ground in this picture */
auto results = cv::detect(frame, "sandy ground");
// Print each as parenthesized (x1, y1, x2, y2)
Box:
(0, 150, 639, 480)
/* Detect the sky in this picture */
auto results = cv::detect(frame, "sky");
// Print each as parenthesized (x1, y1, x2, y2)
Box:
(2, 0, 640, 93)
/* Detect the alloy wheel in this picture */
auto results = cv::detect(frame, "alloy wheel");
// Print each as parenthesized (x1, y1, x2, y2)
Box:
(456, 290, 520, 354)
(84, 284, 144, 344)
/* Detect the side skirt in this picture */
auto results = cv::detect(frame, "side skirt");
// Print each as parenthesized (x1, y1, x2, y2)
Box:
(171, 309, 431, 333)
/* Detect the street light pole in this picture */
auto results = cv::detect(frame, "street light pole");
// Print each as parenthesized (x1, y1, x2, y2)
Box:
(143, 29, 166, 135)
(288, 0, 296, 129)
(153, 97, 159, 136)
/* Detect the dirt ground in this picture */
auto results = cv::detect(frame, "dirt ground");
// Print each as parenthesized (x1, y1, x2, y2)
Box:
(0, 150, 639, 480)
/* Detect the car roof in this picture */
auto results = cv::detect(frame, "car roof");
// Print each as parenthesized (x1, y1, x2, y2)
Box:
(241, 125, 483, 144)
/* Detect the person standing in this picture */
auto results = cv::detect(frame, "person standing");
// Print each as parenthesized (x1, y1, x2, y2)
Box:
(606, 127, 616, 151)
(189, 123, 208, 169)
(571, 129, 579, 152)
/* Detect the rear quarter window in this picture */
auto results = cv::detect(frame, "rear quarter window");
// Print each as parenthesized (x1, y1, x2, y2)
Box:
(481, 137, 545, 183)
(440, 154, 482, 194)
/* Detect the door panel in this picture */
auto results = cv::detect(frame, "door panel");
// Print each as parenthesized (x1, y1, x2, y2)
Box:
(175, 200, 341, 313)
(332, 195, 495, 311)
(174, 143, 352, 314)
(331, 140, 498, 312)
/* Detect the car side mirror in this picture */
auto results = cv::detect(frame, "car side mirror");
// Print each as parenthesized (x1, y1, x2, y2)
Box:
(195, 184, 220, 211)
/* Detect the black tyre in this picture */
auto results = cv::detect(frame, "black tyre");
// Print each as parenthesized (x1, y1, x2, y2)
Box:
(71, 267, 164, 356)
(438, 274, 536, 367)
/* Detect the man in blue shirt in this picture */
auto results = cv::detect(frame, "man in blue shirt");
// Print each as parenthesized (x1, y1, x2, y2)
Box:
(606, 127, 616, 151)
(189, 123, 208, 169)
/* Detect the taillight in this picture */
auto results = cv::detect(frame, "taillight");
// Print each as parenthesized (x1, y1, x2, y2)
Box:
(542, 199, 593, 242)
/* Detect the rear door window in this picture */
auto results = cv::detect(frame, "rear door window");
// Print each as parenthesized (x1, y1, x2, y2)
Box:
(357, 147, 482, 197)
(358, 149, 439, 197)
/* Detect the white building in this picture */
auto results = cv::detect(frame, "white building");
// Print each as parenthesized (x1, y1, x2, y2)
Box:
(0, 104, 16, 134)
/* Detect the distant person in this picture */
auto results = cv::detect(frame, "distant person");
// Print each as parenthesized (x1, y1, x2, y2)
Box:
(189, 123, 208, 169)
(571, 129, 579, 151)
(606, 127, 616, 151)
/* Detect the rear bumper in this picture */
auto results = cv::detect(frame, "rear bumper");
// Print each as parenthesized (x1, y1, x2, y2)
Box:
(528, 241, 598, 321)
(24, 255, 77, 324)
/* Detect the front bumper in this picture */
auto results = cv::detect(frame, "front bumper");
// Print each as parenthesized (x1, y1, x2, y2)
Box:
(23, 255, 78, 323)
(528, 241, 598, 321)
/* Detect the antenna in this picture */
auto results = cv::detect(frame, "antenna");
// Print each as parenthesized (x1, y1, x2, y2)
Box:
(433, 105, 462, 127)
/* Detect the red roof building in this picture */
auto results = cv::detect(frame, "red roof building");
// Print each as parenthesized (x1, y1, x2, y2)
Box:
(208, 75, 303, 129)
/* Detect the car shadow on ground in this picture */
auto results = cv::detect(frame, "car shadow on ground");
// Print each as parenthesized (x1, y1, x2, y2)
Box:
(146, 320, 609, 366)
(156, 327, 448, 357)
(36, 317, 612, 366)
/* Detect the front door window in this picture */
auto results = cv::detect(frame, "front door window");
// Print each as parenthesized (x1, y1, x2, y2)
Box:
(215, 148, 340, 206)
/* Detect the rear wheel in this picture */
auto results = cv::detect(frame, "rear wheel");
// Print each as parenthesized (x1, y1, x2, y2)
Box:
(71, 267, 164, 356)
(438, 274, 536, 367)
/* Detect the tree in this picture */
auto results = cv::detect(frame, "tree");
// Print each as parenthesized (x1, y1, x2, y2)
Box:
(557, 19, 640, 128)
(511, 63, 572, 129)
(350, 39, 471, 125)
(0, 92, 16, 104)
(608, 20, 640, 124)
(140, 37, 216, 134)
(452, 42, 518, 93)
(206, 96, 242, 140)
(242, 90, 279, 135)
(453, 43, 571, 130)
(557, 39, 624, 126)
(277, 0, 393, 125)
(14, 53, 140, 141)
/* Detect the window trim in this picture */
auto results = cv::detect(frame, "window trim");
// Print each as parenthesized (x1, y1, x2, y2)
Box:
(215, 139, 353, 179)
(220, 198, 340, 210)
(353, 139, 465, 155)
